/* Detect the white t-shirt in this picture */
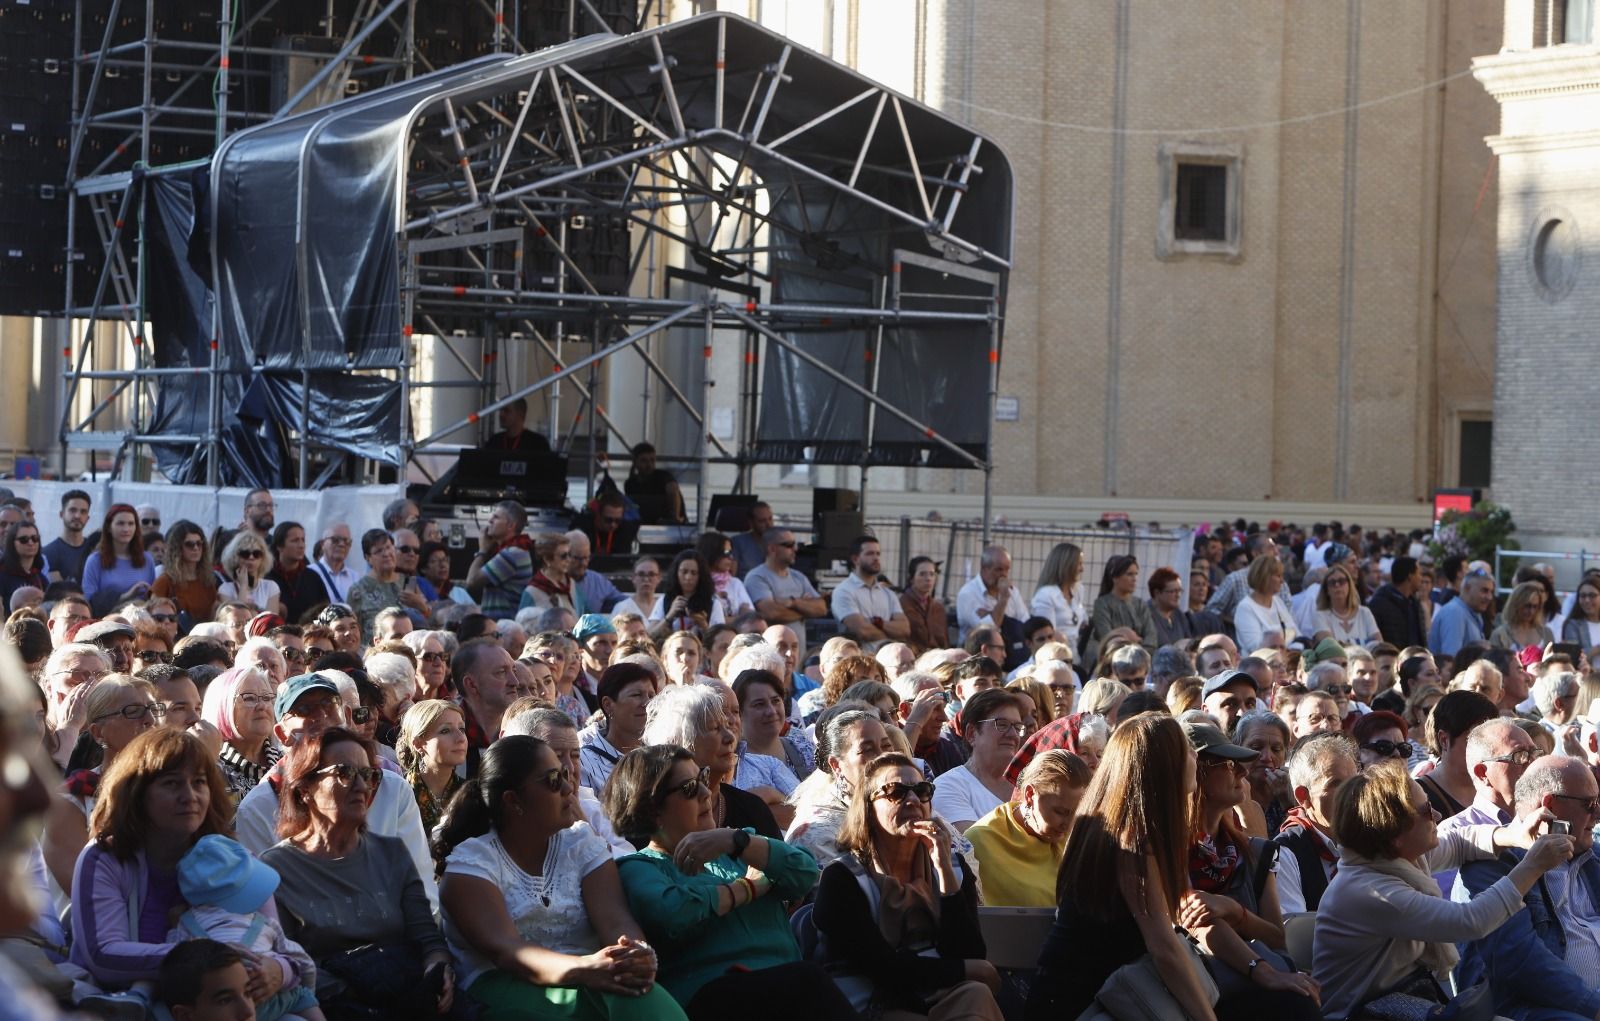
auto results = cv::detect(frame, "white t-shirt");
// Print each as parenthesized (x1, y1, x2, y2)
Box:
(443, 825, 611, 988)
(931, 763, 1005, 828)
(218, 577, 280, 611)
(1030, 584, 1087, 636)
(613, 594, 664, 623)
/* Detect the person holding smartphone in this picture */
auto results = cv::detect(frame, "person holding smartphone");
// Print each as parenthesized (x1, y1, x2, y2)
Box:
(81, 503, 157, 615)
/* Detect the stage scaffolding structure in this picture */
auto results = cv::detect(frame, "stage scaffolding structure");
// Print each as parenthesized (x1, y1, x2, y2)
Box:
(59, 7, 1013, 527)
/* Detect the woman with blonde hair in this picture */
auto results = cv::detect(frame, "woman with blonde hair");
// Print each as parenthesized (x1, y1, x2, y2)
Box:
(1078, 676, 1130, 720)
(1032, 542, 1087, 643)
(217, 530, 283, 616)
(1490, 581, 1555, 652)
(965, 749, 1090, 906)
(1311, 562, 1379, 644)
(659, 630, 706, 685)
(397, 699, 467, 837)
(43, 677, 164, 894)
(1006, 675, 1057, 728)
(813, 751, 1003, 1020)
(1167, 675, 1205, 715)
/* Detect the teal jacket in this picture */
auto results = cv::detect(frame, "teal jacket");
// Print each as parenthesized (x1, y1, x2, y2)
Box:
(617, 832, 818, 1004)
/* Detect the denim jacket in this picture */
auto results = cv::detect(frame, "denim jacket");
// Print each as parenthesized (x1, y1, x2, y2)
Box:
(1456, 850, 1600, 1020)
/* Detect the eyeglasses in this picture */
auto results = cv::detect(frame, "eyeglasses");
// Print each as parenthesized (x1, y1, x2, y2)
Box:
(871, 780, 936, 804)
(182, 538, 206, 550)
(634, 571, 661, 581)
(140, 518, 160, 527)
(234, 693, 272, 708)
(135, 650, 173, 665)
(1361, 739, 1413, 760)
(13, 534, 38, 545)
(532, 766, 572, 793)
(237, 550, 264, 560)
(94, 702, 167, 722)
(1552, 793, 1600, 816)
(420, 651, 447, 664)
(1484, 748, 1536, 767)
(325, 536, 352, 546)
(281, 648, 307, 664)
(53, 667, 106, 686)
(1321, 684, 1353, 696)
(150, 613, 178, 624)
(661, 766, 710, 802)
(1201, 757, 1250, 775)
(976, 718, 1025, 737)
(314, 763, 382, 788)
(396, 545, 418, 556)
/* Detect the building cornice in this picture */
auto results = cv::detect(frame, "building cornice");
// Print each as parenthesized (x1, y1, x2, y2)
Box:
(1484, 127, 1600, 154)
(1472, 45, 1600, 101)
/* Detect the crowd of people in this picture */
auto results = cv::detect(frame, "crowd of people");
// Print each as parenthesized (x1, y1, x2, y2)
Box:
(3, 489, 1600, 1021)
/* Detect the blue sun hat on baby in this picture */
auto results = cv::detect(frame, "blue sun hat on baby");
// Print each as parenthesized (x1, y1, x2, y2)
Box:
(177, 835, 281, 914)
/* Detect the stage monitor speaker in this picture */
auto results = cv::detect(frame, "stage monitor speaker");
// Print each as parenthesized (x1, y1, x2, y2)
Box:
(815, 510, 864, 552)
(706, 492, 759, 531)
(812, 487, 859, 517)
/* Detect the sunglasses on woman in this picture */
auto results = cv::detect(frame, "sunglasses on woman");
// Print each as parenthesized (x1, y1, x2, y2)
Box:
(1361, 739, 1413, 760)
(661, 766, 710, 802)
(871, 780, 936, 804)
(135, 650, 174, 665)
(533, 766, 573, 793)
(315, 763, 383, 787)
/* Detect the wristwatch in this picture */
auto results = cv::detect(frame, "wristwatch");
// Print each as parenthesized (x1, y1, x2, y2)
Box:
(729, 828, 752, 858)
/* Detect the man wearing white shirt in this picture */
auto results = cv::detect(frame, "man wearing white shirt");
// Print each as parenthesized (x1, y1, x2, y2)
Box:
(830, 536, 909, 643)
(1273, 732, 1356, 914)
(234, 673, 436, 911)
(954, 544, 1026, 643)
(312, 521, 365, 603)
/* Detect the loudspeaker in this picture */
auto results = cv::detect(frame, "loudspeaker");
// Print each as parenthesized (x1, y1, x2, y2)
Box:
(815, 511, 864, 552)
(812, 487, 859, 517)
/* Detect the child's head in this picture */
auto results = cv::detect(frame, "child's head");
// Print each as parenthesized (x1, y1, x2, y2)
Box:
(159, 939, 256, 1021)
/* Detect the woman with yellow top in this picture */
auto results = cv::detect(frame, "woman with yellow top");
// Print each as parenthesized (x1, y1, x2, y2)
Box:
(964, 750, 1089, 906)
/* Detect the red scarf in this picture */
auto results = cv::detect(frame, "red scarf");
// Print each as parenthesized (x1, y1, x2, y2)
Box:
(494, 533, 534, 556)
(1188, 831, 1241, 893)
(1280, 806, 1339, 865)
(531, 570, 572, 600)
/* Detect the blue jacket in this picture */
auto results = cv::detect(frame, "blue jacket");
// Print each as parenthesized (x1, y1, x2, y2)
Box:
(1456, 850, 1600, 1021)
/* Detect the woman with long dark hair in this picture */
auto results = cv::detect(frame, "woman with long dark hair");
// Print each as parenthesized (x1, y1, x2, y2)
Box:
(0, 520, 48, 608)
(653, 550, 722, 638)
(1025, 714, 1320, 1020)
(434, 735, 682, 1019)
(1085, 554, 1158, 664)
(81, 503, 155, 614)
(267, 521, 329, 625)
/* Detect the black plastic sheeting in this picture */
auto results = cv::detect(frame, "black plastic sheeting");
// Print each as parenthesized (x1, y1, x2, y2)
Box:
(144, 169, 401, 486)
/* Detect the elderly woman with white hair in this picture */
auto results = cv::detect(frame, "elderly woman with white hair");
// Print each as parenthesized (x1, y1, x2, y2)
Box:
(233, 635, 287, 688)
(402, 628, 452, 699)
(643, 683, 782, 839)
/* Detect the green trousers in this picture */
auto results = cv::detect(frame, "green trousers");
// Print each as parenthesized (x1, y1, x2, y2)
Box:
(464, 970, 689, 1021)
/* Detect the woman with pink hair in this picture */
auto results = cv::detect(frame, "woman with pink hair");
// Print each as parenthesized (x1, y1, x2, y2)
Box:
(200, 665, 280, 801)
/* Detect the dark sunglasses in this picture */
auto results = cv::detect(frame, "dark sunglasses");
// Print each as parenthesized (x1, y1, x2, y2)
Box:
(420, 651, 447, 664)
(237, 550, 264, 560)
(315, 763, 382, 788)
(871, 780, 936, 804)
(281, 648, 307, 663)
(1361, 739, 1413, 760)
(182, 538, 206, 550)
(661, 766, 710, 802)
(13, 534, 38, 544)
(149, 613, 178, 624)
(140, 518, 160, 526)
(135, 650, 174, 665)
(396, 545, 419, 555)
(533, 766, 573, 793)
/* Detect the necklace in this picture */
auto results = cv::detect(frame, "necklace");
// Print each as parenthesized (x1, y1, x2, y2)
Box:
(496, 832, 556, 908)
(714, 788, 726, 826)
